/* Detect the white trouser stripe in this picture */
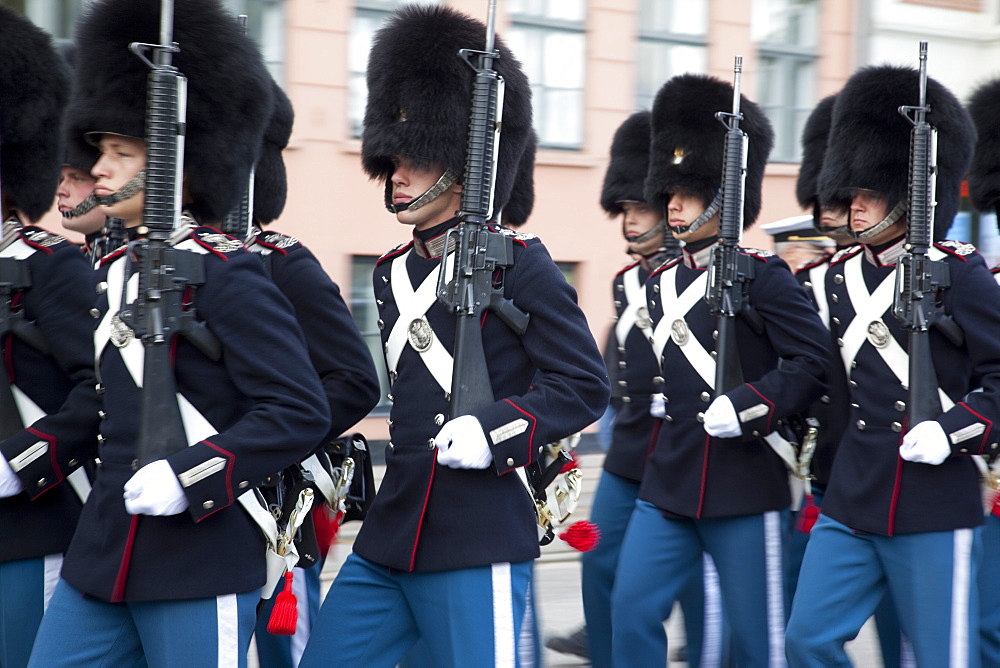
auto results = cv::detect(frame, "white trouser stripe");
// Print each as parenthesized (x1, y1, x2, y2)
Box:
(492, 562, 516, 667)
(42, 554, 62, 612)
(290, 567, 310, 665)
(950, 528, 973, 668)
(216, 593, 239, 667)
(701, 553, 723, 668)
(764, 511, 787, 668)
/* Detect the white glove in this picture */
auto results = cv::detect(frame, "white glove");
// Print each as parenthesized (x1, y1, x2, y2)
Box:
(899, 420, 950, 465)
(434, 415, 493, 469)
(0, 456, 24, 498)
(123, 459, 189, 516)
(704, 395, 742, 438)
(650, 393, 666, 419)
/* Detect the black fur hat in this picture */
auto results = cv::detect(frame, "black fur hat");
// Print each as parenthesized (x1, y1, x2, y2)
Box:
(601, 111, 651, 216)
(56, 42, 96, 174)
(503, 131, 536, 229)
(796, 94, 837, 211)
(645, 73, 774, 229)
(820, 65, 975, 237)
(362, 4, 532, 214)
(254, 81, 294, 225)
(0, 7, 68, 221)
(967, 77, 1000, 221)
(65, 0, 274, 223)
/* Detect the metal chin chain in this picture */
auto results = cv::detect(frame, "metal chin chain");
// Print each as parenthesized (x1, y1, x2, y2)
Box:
(384, 169, 459, 213)
(61, 192, 100, 219)
(852, 200, 907, 241)
(668, 190, 723, 235)
(94, 169, 147, 208)
(109, 245, 136, 349)
(0, 217, 21, 253)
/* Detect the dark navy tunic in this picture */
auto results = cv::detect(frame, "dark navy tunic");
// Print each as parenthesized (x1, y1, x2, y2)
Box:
(0, 226, 101, 562)
(61, 225, 330, 602)
(354, 220, 610, 573)
(822, 237, 1000, 535)
(642, 239, 829, 518)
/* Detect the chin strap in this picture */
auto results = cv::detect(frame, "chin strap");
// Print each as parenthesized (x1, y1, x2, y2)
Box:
(384, 169, 459, 214)
(851, 200, 907, 241)
(622, 216, 668, 244)
(666, 190, 723, 235)
(93, 169, 147, 208)
(62, 192, 100, 219)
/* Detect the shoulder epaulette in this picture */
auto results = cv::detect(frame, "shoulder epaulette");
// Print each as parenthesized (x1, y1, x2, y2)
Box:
(649, 256, 681, 279)
(376, 241, 412, 267)
(189, 226, 246, 259)
(739, 247, 777, 261)
(830, 245, 863, 266)
(255, 229, 302, 255)
(614, 260, 641, 278)
(20, 226, 67, 253)
(799, 253, 833, 272)
(934, 239, 977, 260)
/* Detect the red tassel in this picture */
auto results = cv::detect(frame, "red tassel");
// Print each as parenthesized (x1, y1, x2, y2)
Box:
(796, 494, 820, 534)
(559, 521, 601, 552)
(267, 571, 298, 635)
(560, 451, 580, 474)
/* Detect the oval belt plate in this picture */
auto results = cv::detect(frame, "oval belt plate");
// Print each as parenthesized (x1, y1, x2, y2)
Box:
(867, 320, 891, 349)
(110, 312, 134, 348)
(407, 317, 433, 352)
(670, 318, 689, 346)
(635, 305, 652, 331)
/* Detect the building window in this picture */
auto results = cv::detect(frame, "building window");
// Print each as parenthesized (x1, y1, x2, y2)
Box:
(506, 0, 586, 150)
(753, 0, 818, 163)
(635, 0, 708, 112)
(351, 256, 392, 416)
(221, 0, 286, 83)
(555, 260, 577, 286)
(349, 0, 440, 139)
(4, 0, 82, 45)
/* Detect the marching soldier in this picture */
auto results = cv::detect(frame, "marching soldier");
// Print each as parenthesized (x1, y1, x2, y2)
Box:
(611, 73, 830, 666)
(29, 1, 330, 665)
(784, 63, 991, 667)
(963, 75, 1000, 668)
(0, 9, 102, 666)
(299, 6, 610, 666)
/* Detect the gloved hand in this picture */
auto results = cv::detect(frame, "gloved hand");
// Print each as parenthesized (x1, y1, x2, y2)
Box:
(704, 395, 742, 438)
(899, 420, 950, 465)
(434, 415, 493, 469)
(650, 393, 666, 419)
(123, 459, 189, 516)
(0, 455, 23, 498)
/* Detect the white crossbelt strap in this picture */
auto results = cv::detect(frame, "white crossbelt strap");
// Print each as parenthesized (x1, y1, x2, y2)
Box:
(807, 262, 831, 328)
(615, 265, 651, 347)
(841, 254, 953, 411)
(651, 269, 713, 387)
(385, 250, 454, 395)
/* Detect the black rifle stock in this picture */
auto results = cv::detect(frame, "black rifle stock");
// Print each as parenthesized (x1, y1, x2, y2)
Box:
(0, 259, 50, 440)
(706, 56, 756, 398)
(892, 42, 960, 427)
(437, 0, 528, 419)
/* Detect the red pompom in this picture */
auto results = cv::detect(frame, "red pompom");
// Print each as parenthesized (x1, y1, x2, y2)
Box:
(796, 494, 820, 534)
(559, 521, 601, 552)
(267, 571, 298, 635)
(560, 451, 581, 474)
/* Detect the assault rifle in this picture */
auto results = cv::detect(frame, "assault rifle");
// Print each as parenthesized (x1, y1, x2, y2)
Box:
(129, 0, 218, 466)
(222, 15, 256, 243)
(436, 0, 528, 418)
(892, 42, 962, 426)
(0, 259, 49, 439)
(705, 56, 761, 397)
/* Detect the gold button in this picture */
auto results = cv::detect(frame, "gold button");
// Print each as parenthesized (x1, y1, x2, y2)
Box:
(203, 500, 215, 510)
(89, 308, 101, 318)
(434, 414, 445, 426)
(238, 481, 249, 489)
(506, 458, 514, 466)
(96, 282, 108, 294)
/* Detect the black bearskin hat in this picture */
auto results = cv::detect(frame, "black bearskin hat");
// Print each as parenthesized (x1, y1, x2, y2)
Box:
(66, 0, 274, 223)
(820, 65, 975, 238)
(0, 7, 68, 222)
(796, 94, 837, 211)
(601, 111, 652, 216)
(362, 5, 532, 213)
(57, 43, 95, 174)
(967, 77, 1000, 223)
(503, 131, 536, 229)
(645, 74, 774, 229)
(254, 81, 294, 225)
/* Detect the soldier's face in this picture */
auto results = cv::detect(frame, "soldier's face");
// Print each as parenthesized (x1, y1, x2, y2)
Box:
(91, 135, 146, 227)
(390, 156, 462, 231)
(667, 192, 718, 243)
(850, 190, 904, 245)
(57, 166, 105, 236)
(621, 201, 664, 255)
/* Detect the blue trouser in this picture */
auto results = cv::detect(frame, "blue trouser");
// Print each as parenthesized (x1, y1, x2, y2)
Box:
(254, 560, 323, 668)
(786, 514, 981, 668)
(0, 555, 60, 668)
(612, 500, 786, 667)
(784, 488, 908, 666)
(299, 552, 532, 668)
(583, 472, 716, 668)
(28, 579, 259, 667)
(980, 513, 1000, 667)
